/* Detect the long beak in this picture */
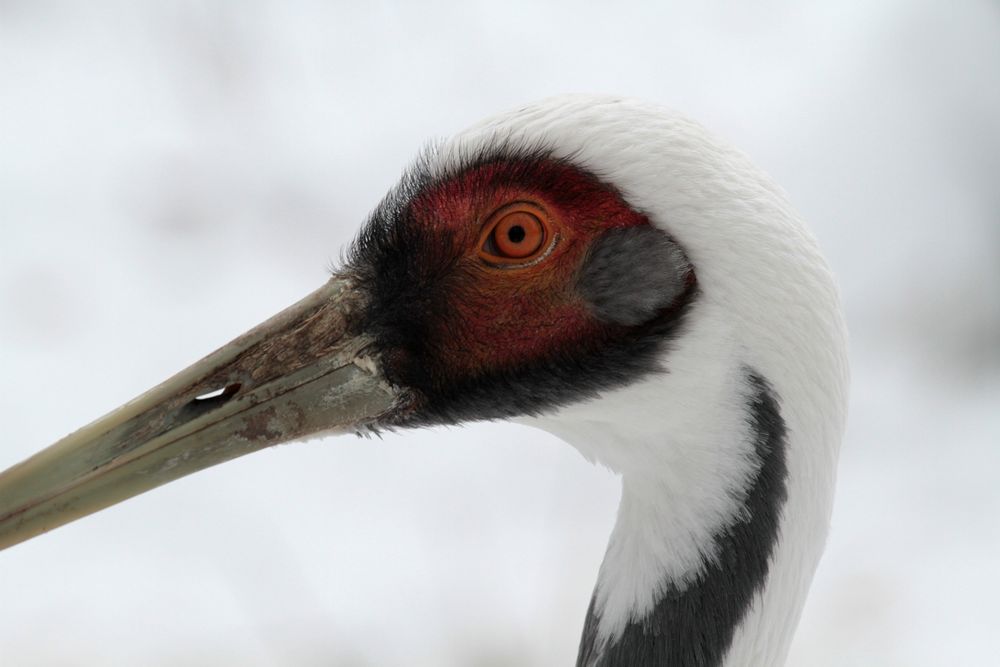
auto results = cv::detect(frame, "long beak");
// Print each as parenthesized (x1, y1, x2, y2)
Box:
(0, 276, 401, 551)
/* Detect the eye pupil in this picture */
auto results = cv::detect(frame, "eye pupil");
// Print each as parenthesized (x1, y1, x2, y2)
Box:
(507, 225, 526, 244)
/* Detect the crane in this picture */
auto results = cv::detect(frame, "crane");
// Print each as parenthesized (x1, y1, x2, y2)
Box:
(0, 95, 848, 666)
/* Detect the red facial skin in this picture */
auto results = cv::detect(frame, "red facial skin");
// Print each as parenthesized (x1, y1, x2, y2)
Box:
(404, 160, 651, 381)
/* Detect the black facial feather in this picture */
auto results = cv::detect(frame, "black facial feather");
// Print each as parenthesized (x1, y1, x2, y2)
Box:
(576, 370, 789, 667)
(345, 138, 698, 427)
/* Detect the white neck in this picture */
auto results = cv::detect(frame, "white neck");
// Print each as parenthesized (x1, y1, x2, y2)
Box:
(446, 94, 850, 665)
(524, 297, 840, 666)
(539, 308, 755, 627)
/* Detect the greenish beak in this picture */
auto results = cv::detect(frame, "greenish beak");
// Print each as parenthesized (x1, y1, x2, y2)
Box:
(0, 277, 401, 551)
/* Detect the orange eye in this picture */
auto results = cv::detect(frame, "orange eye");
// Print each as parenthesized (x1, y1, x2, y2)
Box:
(479, 203, 551, 264)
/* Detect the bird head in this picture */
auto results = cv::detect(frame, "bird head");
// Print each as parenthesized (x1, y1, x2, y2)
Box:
(0, 95, 847, 665)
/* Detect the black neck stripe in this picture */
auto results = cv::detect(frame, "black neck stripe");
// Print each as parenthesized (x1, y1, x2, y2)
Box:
(577, 370, 789, 667)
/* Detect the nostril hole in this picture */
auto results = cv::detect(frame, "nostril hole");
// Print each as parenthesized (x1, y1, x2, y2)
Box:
(169, 383, 243, 430)
(186, 383, 242, 416)
(194, 384, 241, 402)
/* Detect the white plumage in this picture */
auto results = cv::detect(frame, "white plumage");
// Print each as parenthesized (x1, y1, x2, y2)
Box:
(0, 95, 848, 667)
(436, 96, 849, 665)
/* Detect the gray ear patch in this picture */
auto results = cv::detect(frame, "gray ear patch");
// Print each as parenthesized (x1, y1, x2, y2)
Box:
(578, 226, 691, 326)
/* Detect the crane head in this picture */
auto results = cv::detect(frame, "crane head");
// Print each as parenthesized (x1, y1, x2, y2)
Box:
(0, 108, 698, 550)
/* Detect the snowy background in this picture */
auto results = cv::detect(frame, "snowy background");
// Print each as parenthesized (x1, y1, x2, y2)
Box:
(1, 1, 998, 665)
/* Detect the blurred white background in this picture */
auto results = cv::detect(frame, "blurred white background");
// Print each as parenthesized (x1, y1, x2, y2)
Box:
(2, 1, 998, 665)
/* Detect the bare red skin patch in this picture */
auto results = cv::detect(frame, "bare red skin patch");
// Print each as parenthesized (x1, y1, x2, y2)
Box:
(404, 160, 652, 380)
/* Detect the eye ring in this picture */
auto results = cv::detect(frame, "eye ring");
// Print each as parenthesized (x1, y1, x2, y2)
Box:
(478, 202, 554, 266)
